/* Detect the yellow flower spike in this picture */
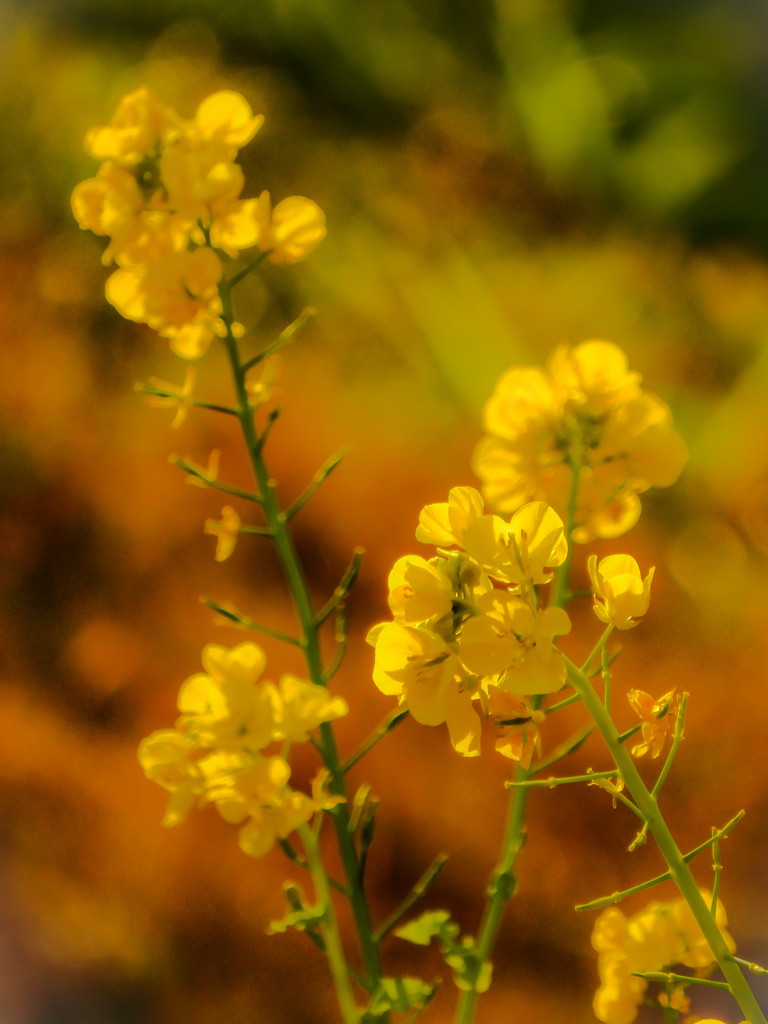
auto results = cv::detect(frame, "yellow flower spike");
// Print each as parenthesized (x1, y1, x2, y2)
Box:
(588, 553, 655, 630)
(627, 688, 675, 759)
(387, 555, 454, 624)
(311, 768, 347, 811)
(137, 728, 205, 827)
(193, 90, 264, 150)
(143, 366, 196, 428)
(460, 591, 570, 694)
(84, 86, 172, 166)
(184, 449, 221, 489)
(463, 501, 567, 586)
(370, 621, 480, 756)
(272, 673, 349, 742)
(254, 191, 328, 264)
(204, 505, 241, 561)
(415, 485, 484, 547)
(486, 687, 544, 767)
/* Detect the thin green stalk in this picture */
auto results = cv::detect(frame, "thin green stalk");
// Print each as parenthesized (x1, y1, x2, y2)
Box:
(218, 281, 385, 999)
(633, 971, 730, 990)
(299, 823, 359, 1024)
(565, 656, 766, 1024)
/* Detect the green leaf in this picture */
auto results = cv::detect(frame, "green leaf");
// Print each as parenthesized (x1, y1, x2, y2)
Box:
(394, 909, 457, 946)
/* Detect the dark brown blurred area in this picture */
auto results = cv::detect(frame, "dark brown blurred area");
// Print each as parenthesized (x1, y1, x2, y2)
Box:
(2, 2, 768, 1022)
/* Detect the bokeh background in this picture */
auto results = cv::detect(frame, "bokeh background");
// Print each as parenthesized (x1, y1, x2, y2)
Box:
(2, 0, 768, 1021)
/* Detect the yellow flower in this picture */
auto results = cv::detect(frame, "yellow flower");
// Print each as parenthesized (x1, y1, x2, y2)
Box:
(111, 209, 191, 269)
(160, 139, 244, 221)
(589, 553, 654, 630)
(209, 197, 262, 258)
(176, 641, 276, 752)
(71, 161, 144, 259)
(369, 621, 480, 756)
(594, 392, 689, 493)
(311, 768, 347, 811)
(593, 955, 646, 1024)
(387, 555, 454, 624)
(204, 506, 241, 561)
(137, 728, 204, 827)
(483, 366, 561, 442)
(187, 90, 264, 152)
(463, 501, 567, 586)
(486, 687, 544, 766)
(272, 674, 349, 742)
(106, 247, 224, 359)
(253, 191, 327, 264)
(627, 688, 675, 758)
(415, 486, 484, 547)
(143, 366, 195, 428)
(548, 340, 641, 416)
(84, 86, 171, 166)
(238, 790, 315, 858)
(182, 448, 221, 489)
(459, 591, 571, 694)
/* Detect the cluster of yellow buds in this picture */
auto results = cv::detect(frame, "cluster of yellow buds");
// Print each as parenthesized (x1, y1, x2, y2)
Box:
(473, 341, 688, 542)
(72, 87, 326, 359)
(137, 642, 347, 857)
(592, 892, 736, 1024)
(367, 487, 571, 760)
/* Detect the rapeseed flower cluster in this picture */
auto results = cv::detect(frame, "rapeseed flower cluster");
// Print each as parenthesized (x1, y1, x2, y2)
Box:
(367, 487, 570, 760)
(72, 87, 326, 359)
(473, 341, 688, 543)
(592, 892, 736, 1024)
(138, 641, 347, 857)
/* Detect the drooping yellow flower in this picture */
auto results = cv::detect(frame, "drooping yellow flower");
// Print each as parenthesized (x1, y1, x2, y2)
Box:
(176, 641, 276, 752)
(84, 86, 171, 166)
(369, 621, 480, 756)
(459, 591, 571, 694)
(137, 728, 205, 827)
(272, 674, 349, 742)
(387, 555, 454, 624)
(415, 486, 484, 547)
(486, 686, 544, 766)
(463, 501, 567, 586)
(189, 90, 264, 151)
(204, 506, 241, 561)
(253, 191, 327, 264)
(627, 688, 675, 758)
(588, 553, 654, 630)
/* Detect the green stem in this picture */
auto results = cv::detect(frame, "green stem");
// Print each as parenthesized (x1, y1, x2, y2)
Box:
(564, 656, 766, 1024)
(299, 823, 359, 1024)
(218, 282, 384, 999)
(633, 971, 731, 990)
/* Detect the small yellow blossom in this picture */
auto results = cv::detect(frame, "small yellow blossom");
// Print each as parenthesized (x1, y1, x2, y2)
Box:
(160, 139, 244, 222)
(186, 90, 264, 152)
(486, 687, 544, 766)
(463, 501, 567, 586)
(415, 486, 484, 547)
(387, 555, 454, 624)
(460, 592, 571, 694)
(204, 506, 241, 561)
(71, 161, 144, 257)
(254, 191, 327, 264)
(588, 553, 654, 630)
(548, 340, 641, 415)
(238, 790, 315, 858)
(627, 688, 675, 758)
(176, 642, 276, 752)
(657, 990, 690, 1014)
(143, 366, 195, 428)
(272, 674, 349, 742)
(369, 621, 480, 756)
(137, 728, 205, 827)
(84, 86, 171, 165)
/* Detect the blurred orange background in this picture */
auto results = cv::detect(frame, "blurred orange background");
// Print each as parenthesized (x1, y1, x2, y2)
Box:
(2, 2, 768, 1022)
